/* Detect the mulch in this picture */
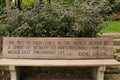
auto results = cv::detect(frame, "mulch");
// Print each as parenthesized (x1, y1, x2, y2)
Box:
(21, 67, 92, 80)
(0, 70, 10, 80)
(0, 67, 120, 80)
(0, 67, 93, 80)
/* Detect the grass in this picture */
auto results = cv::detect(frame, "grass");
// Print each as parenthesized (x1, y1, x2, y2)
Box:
(11, 0, 35, 9)
(21, 0, 35, 8)
(101, 21, 120, 33)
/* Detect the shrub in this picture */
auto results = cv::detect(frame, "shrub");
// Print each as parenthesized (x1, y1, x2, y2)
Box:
(0, 0, 5, 9)
(2, 1, 107, 37)
(73, 0, 105, 37)
(4, 3, 75, 37)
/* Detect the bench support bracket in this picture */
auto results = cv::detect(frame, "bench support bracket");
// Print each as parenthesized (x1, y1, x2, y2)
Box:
(9, 66, 23, 80)
(93, 66, 106, 80)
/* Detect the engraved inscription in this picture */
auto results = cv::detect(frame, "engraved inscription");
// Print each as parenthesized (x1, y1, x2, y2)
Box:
(3, 37, 113, 59)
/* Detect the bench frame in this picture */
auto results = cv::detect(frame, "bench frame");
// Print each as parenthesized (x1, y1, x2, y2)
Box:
(0, 59, 119, 80)
(0, 37, 120, 80)
(9, 66, 106, 80)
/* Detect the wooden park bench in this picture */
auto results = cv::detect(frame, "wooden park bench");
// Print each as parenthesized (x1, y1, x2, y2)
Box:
(0, 37, 120, 80)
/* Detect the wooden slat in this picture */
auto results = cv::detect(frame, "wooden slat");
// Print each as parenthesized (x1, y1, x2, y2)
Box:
(0, 59, 119, 67)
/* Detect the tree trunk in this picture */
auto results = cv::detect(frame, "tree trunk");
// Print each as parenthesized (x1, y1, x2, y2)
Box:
(5, 0, 11, 14)
(15, 0, 17, 6)
(48, 0, 51, 4)
(36, 0, 40, 3)
(18, 0, 22, 10)
(39, 0, 43, 3)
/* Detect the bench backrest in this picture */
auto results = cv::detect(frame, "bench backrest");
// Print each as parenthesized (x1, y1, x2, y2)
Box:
(2, 37, 113, 59)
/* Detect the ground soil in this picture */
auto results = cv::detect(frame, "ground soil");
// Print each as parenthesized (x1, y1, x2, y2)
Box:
(0, 67, 93, 80)
(22, 67, 92, 80)
(0, 67, 120, 80)
(0, 70, 10, 80)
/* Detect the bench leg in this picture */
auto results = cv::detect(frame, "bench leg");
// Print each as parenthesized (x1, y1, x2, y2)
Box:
(9, 66, 23, 80)
(93, 66, 106, 80)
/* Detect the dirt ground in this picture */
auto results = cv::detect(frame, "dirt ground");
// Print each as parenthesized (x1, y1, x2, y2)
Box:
(0, 67, 120, 80)
(0, 70, 10, 80)
(21, 67, 92, 80)
(0, 67, 93, 80)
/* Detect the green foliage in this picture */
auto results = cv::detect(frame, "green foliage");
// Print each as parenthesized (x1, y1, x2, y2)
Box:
(1, 1, 107, 37)
(4, 3, 75, 37)
(0, 0, 5, 9)
(12, 0, 35, 9)
(0, 0, 5, 16)
(74, 0, 105, 37)
(21, 0, 35, 8)
(54, 0, 73, 6)
(108, 0, 120, 13)
(96, 0, 120, 20)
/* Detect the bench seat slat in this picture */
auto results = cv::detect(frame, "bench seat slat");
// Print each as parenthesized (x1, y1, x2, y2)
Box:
(0, 59, 119, 67)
